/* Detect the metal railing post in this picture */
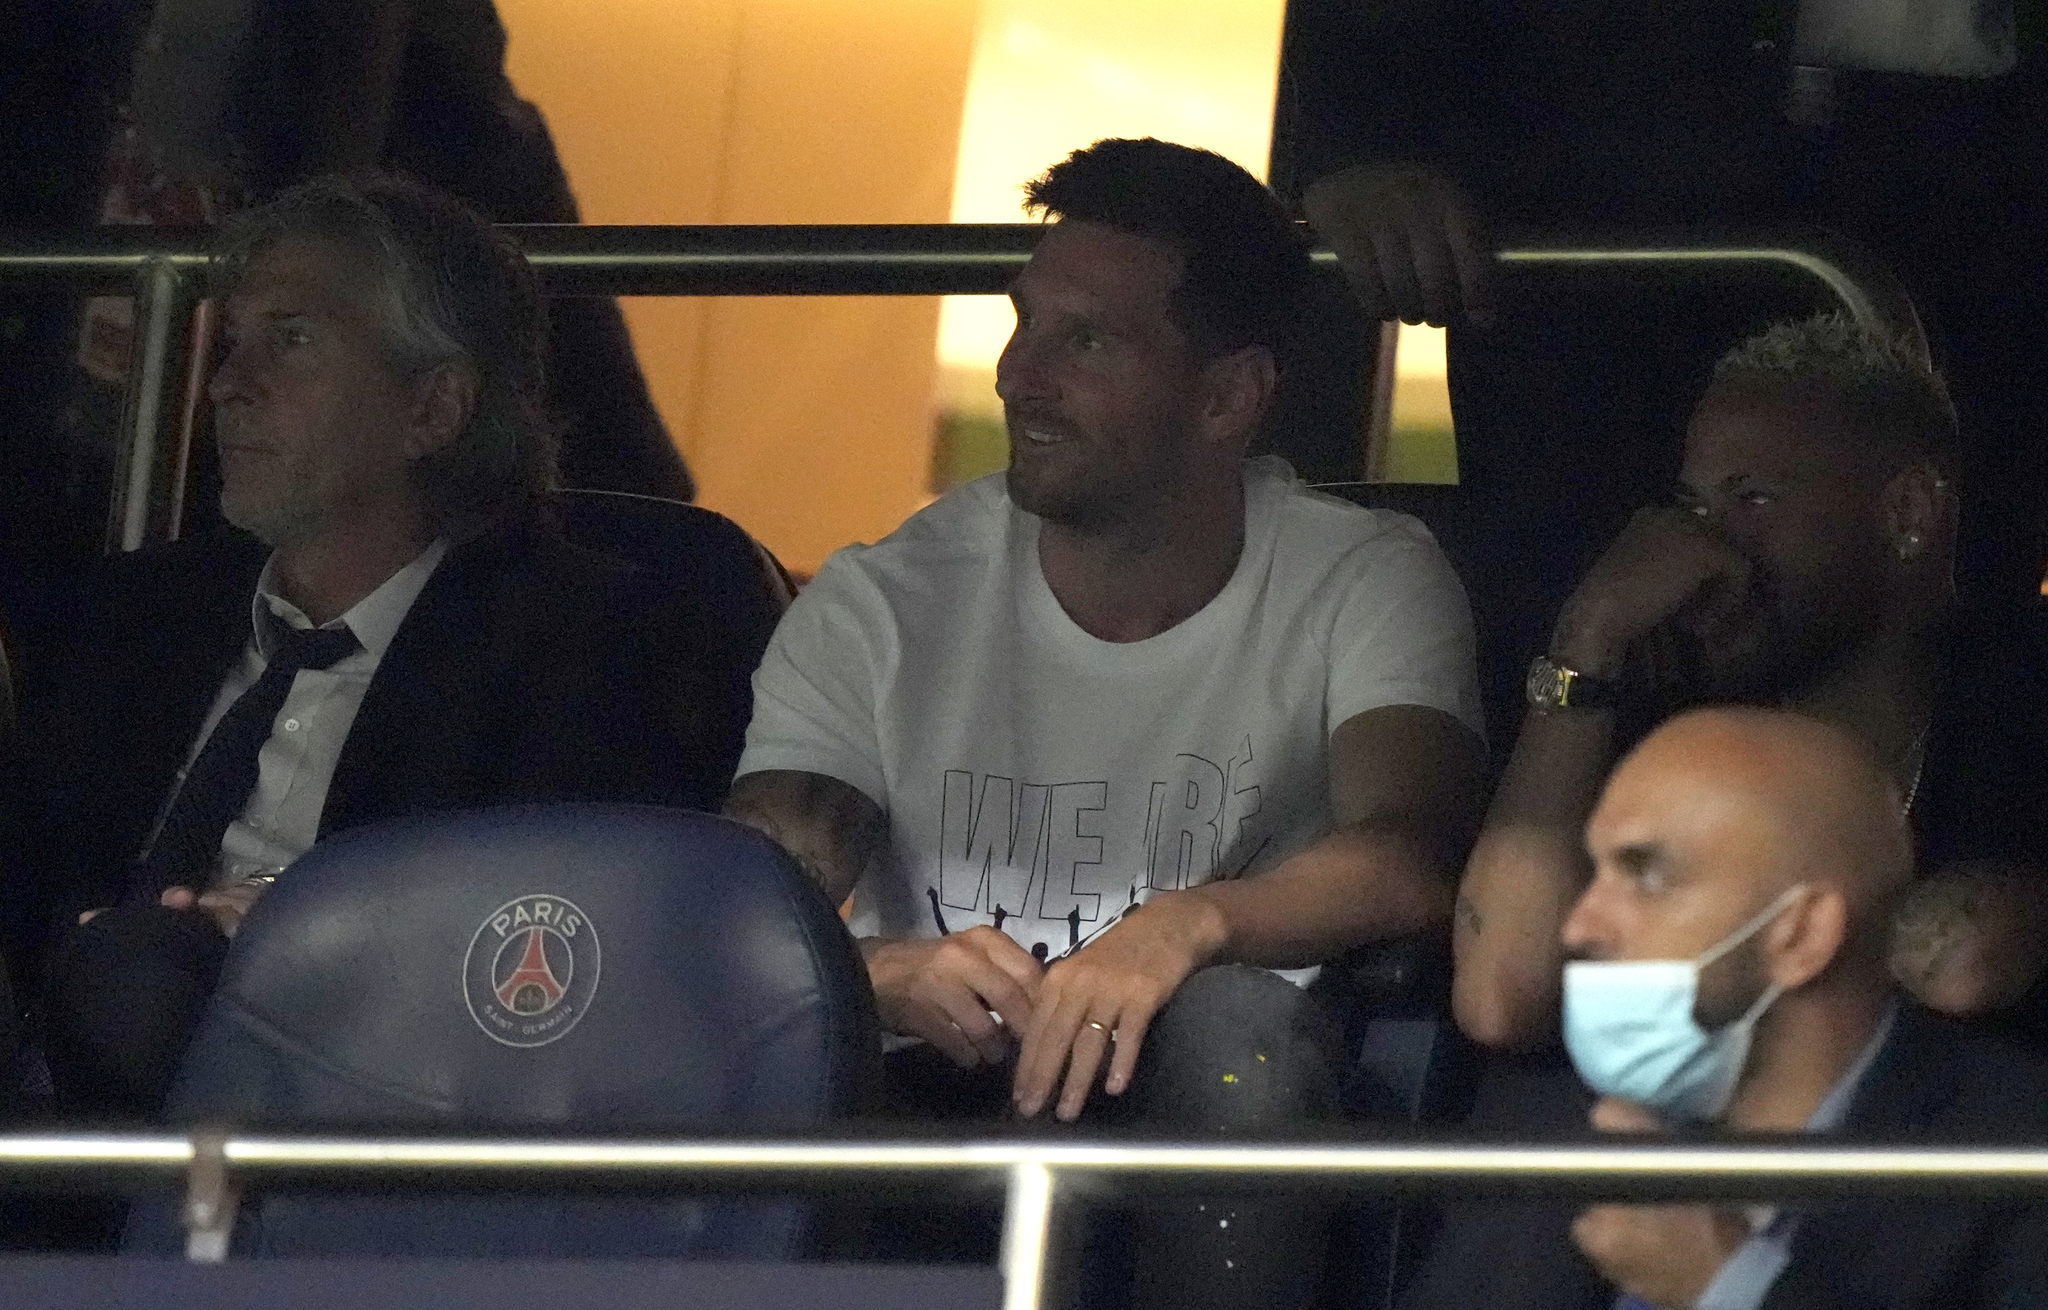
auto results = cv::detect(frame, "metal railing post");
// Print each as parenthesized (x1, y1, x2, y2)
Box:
(1000, 1158, 1058, 1310)
(182, 1131, 237, 1264)
(106, 256, 200, 554)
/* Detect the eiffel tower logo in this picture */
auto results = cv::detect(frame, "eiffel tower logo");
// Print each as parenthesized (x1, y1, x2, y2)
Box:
(495, 928, 567, 1016)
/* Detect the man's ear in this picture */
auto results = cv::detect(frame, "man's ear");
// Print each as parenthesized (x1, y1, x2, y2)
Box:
(1765, 886, 1847, 990)
(1880, 462, 1950, 564)
(402, 362, 478, 461)
(1198, 344, 1276, 450)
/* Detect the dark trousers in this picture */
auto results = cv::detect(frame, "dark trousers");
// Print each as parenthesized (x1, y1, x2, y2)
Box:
(41, 906, 228, 1122)
(871, 965, 1348, 1310)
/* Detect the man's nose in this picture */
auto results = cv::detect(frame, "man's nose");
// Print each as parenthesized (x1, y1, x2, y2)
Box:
(995, 333, 1051, 408)
(1559, 881, 1610, 958)
(208, 344, 253, 406)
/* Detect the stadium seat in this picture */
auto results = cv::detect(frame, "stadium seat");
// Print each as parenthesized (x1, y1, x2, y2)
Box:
(1312, 484, 1468, 565)
(1312, 931, 1476, 1310)
(553, 487, 796, 613)
(0, 619, 15, 747)
(126, 803, 879, 1259)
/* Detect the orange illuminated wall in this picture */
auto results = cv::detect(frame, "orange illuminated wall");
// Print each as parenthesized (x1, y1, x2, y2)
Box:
(496, 0, 978, 572)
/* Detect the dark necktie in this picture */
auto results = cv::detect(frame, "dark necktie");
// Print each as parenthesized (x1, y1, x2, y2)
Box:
(126, 624, 361, 903)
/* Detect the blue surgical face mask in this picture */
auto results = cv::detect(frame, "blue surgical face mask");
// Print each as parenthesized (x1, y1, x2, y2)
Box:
(1562, 883, 1807, 1123)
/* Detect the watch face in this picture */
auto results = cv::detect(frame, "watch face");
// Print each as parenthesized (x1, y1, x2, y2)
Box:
(1527, 658, 1567, 708)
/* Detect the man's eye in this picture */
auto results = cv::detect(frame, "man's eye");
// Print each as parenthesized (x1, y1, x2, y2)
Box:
(1738, 490, 1775, 508)
(1685, 502, 1710, 518)
(274, 325, 311, 348)
(1070, 329, 1101, 351)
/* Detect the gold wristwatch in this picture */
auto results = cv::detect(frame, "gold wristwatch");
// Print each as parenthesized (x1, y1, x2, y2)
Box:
(1526, 654, 1617, 712)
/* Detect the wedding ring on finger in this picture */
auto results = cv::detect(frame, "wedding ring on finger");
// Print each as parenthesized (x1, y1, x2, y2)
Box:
(1085, 1020, 1115, 1039)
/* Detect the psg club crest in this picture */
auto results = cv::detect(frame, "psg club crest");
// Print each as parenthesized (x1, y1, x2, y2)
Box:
(463, 894, 601, 1048)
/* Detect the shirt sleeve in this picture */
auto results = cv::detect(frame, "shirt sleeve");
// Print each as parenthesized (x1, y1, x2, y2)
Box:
(733, 552, 891, 807)
(1324, 517, 1485, 741)
(1691, 1219, 1795, 1310)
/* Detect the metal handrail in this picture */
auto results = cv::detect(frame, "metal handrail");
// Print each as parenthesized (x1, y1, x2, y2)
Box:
(3, 1132, 2043, 1310)
(0, 228, 1935, 1294)
(12, 1130, 2048, 1193)
(0, 223, 1919, 318)
(0, 222, 1916, 553)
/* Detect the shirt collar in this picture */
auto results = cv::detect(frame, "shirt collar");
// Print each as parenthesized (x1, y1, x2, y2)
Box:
(251, 537, 450, 662)
(1806, 999, 1899, 1132)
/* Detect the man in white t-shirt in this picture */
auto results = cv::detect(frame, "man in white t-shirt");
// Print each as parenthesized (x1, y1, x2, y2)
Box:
(728, 137, 1484, 1304)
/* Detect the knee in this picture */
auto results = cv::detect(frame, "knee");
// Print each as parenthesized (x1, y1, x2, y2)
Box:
(1129, 965, 1343, 1133)
(43, 907, 227, 1119)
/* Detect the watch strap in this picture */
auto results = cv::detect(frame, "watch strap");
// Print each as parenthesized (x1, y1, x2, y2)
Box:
(1527, 654, 1618, 711)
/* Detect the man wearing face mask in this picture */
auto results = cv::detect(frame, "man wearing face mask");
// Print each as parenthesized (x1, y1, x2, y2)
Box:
(1400, 706, 2048, 1310)
(1453, 313, 2048, 1051)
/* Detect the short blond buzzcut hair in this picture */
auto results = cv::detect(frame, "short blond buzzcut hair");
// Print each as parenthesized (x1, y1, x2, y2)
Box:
(1711, 311, 1959, 469)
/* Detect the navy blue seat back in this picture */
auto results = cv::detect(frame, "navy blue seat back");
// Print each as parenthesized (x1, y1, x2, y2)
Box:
(0, 618, 15, 745)
(553, 488, 795, 608)
(132, 804, 878, 1258)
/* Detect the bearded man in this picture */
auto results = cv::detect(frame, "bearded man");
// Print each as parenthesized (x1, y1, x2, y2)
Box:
(1452, 312, 2048, 1052)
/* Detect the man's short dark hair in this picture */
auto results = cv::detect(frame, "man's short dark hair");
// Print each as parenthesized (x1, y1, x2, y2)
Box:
(1712, 312, 1960, 475)
(1022, 138, 1314, 372)
(213, 173, 558, 521)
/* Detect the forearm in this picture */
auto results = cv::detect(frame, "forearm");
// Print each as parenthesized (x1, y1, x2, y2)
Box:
(1891, 861, 2048, 1016)
(723, 769, 887, 905)
(1453, 707, 1615, 1048)
(1173, 823, 1456, 973)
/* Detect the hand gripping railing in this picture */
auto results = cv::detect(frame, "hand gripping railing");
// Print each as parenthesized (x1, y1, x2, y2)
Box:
(4, 1131, 2046, 1309)
(0, 223, 1918, 554)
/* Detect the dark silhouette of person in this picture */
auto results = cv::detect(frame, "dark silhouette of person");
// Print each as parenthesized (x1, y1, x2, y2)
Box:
(131, 0, 693, 504)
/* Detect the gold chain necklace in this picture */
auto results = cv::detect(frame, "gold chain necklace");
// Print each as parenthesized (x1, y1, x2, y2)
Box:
(1900, 720, 1933, 816)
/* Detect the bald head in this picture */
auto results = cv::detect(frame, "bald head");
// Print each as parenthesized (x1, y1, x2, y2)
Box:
(1620, 708, 1908, 908)
(1566, 708, 1912, 991)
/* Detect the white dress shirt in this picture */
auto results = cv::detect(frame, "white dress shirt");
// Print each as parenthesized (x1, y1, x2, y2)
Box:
(1795, 0, 2016, 78)
(173, 538, 448, 888)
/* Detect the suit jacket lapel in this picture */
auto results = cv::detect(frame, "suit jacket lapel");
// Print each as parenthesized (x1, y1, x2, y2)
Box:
(172, 547, 267, 760)
(123, 538, 266, 843)
(1837, 1003, 1959, 1136)
(318, 530, 505, 838)
(1762, 1004, 1987, 1310)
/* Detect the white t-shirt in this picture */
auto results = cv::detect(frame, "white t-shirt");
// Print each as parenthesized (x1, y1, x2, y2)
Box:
(1795, 0, 2015, 78)
(737, 457, 1481, 966)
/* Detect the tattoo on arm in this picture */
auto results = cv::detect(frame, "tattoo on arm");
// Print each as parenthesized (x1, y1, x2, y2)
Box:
(1455, 892, 1484, 938)
(725, 771, 889, 903)
(745, 809, 835, 894)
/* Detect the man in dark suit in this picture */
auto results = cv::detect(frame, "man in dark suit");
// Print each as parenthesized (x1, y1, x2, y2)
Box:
(0, 0, 691, 699)
(7, 173, 762, 1121)
(1401, 706, 2048, 1310)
